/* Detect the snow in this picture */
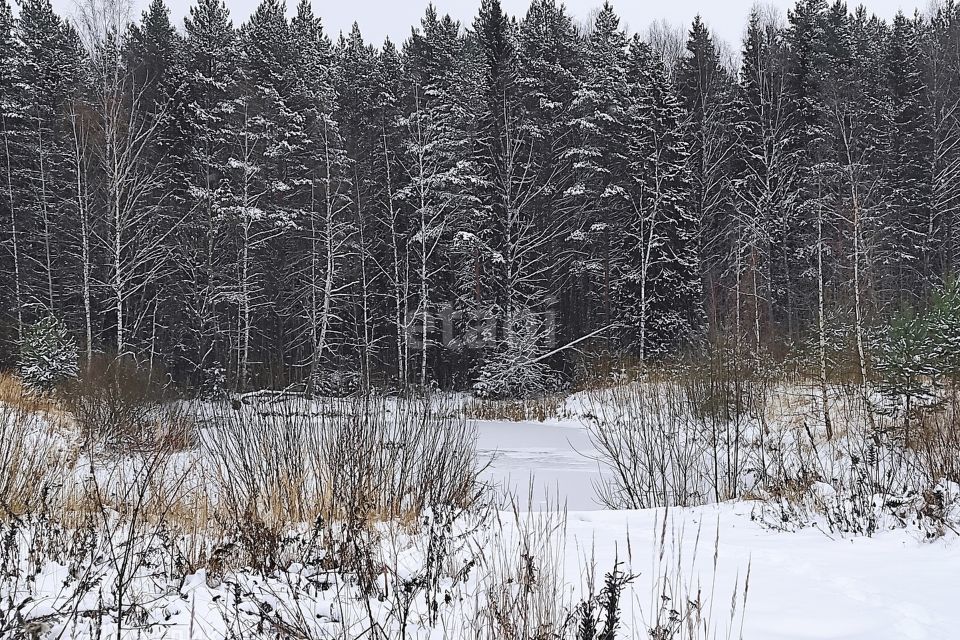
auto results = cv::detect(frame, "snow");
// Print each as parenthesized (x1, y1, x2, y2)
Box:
(18, 502, 954, 639)
(5, 395, 960, 639)
(476, 418, 606, 510)
(565, 504, 960, 640)
(474, 414, 960, 640)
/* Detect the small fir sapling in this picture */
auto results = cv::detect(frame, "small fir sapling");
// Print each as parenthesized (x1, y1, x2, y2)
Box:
(18, 313, 79, 392)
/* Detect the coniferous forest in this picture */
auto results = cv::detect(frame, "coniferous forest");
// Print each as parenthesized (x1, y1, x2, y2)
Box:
(2, 0, 960, 397)
(7, 2, 960, 637)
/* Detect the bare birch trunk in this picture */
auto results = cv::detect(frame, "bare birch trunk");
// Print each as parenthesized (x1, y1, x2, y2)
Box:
(2, 119, 22, 344)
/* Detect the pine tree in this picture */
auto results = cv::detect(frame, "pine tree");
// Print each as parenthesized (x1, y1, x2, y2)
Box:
(786, 0, 830, 152)
(463, 0, 513, 316)
(1, 0, 960, 392)
(928, 277, 960, 389)
(125, 0, 182, 121)
(819, 3, 889, 382)
(335, 22, 386, 387)
(123, 0, 189, 376)
(459, 0, 565, 395)
(735, 10, 803, 351)
(15, 0, 80, 317)
(288, 0, 353, 392)
(873, 306, 940, 444)
(180, 0, 238, 385)
(401, 5, 474, 385)
(221, 0, 303, 389)
(372, 37, 412, 386)
(676, 16, 742, 342)
(515, 0, 582, 356)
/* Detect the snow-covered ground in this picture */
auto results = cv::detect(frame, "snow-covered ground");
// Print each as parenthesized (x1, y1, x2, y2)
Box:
(4, 391, 960, 639)
(566, 505, 960, 640)
(18, 503, 953, 639)
(475, 414, 960, 640)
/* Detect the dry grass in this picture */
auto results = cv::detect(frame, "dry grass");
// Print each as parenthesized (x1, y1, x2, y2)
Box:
(1, 368, 489, 573)
(205, 399, 484, 517)
(461, 394, 569, 422)
(570, 351, 647, 392)
(0, 377, 77, 516)
(0, 371, 59, 415)
(193, 395, 488, 574)
(0, 366, 766, 640)
(581, 367, 960, 537)
(641, 511, 750, 640)
(913, 401, 960, 485)
(473, 497, 572, 639)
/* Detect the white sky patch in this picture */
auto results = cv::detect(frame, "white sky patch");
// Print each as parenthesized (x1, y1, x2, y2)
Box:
(53, 0, 911, 53)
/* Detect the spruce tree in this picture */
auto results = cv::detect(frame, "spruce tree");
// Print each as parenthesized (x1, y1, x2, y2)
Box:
(567, 2, 630, 335)
(467, 0, 563, 395)
(372, 37, 413, 386)
(19, 312, 78, 392)
(886, 12, 932, 300)
(617, 37, 698, 359)
(0, 0, 21, 361)
(925, 2, 960, 279)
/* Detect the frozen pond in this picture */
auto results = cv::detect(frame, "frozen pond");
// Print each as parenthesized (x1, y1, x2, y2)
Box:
(475, 418, 607, 510)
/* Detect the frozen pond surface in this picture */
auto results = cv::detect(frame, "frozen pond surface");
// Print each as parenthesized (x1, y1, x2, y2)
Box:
(475, 418, 607, 510)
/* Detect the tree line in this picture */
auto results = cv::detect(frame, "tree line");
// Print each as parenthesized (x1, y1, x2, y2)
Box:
(2, 0, 960, 396)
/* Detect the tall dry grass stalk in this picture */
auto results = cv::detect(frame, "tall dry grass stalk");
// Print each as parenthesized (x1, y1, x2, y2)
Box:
(471, 492, 573, 640)
(200, 396, 485, 526)
(460, 394, 569, 422)
(641, 510, 750, 640)
(0, 372, 59, 414)
(0, 380, 76, 516)
(194, 395, 488, 573)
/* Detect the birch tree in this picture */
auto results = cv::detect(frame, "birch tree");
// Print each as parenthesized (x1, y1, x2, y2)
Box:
(76, 0, 181, 357)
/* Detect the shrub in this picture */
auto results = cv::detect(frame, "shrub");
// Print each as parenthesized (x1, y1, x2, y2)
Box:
(309, 368, 361, 397)
(200, 396, 486, 572)
(584, 376, 762, 510)
(474, 321, 560, 399)
(61, 355, 194, 452)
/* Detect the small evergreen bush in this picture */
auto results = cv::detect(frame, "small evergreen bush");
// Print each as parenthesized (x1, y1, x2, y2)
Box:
(18, 314, 79, 392)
